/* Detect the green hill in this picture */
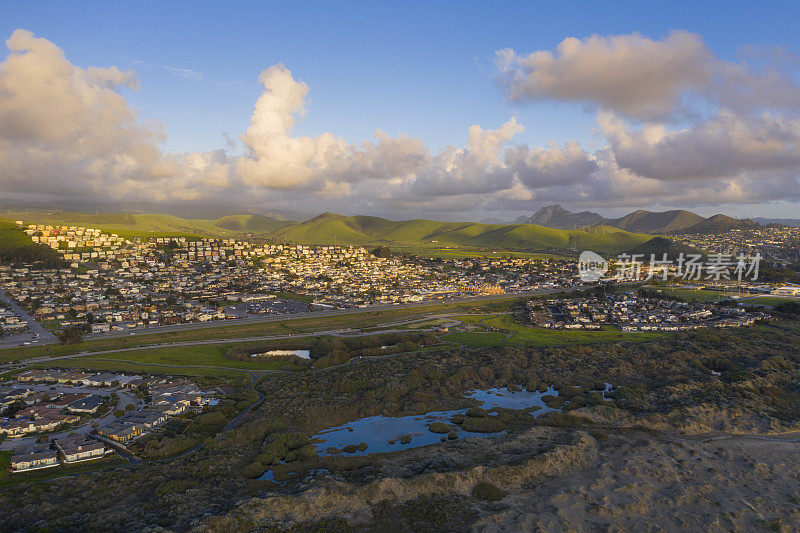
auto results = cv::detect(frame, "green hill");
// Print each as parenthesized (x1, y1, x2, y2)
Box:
(213, 214, 292, 233)
(0, 211, 287, 239)
(629, 236, 706, 259)
(679, 214, 759, 234)
(1, 210, 658, 256)
(0, 220, 33, 251)
(272, 213, 652, 254)
(606, 209, 705, 234)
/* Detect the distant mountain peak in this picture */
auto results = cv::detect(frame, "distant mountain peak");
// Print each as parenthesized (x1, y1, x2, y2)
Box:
(520, 205, 605, 229)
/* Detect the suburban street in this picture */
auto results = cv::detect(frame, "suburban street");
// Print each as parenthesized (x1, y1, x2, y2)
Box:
(0, 383, 138, 451)
(0, 288, 57, 348)
(2, 286, 578, 352)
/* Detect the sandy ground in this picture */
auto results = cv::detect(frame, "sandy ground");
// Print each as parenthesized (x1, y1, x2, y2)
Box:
(210, 426, 800, 532)
(476, 434, 800, 532)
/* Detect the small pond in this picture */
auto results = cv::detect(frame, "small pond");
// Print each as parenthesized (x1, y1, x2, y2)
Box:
(259, 384, 614, 480)
(310, 385, 572, 457)
(250, 349, 311, 360)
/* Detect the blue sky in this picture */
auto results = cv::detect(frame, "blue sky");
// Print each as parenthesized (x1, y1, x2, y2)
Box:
(3, 1, 794, 153)
(2, 1, 800, 219)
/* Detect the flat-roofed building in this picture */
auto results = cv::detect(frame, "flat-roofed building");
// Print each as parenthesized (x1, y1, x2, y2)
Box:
(10, 444, 59, 472)
(54, 436, 105, 463)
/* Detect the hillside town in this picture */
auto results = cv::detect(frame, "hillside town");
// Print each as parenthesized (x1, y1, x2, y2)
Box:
(674, 225, 800, 264)
(1, 370, 216, 472)
(1, 222, 581, 337)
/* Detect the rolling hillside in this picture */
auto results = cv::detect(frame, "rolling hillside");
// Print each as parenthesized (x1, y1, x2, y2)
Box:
(1, 210, 659, 255)
(213, 214, 293, 233)
(272, 213, 652, 254)
(520, 205, 605, 229)
(0, 211, 289, 239)
(678, 214, 759, 234)
(605, 209, 705, 234)
(515, 205, 707, 234)
(0, 220, 33, 251)
(628, 236, 705, 259)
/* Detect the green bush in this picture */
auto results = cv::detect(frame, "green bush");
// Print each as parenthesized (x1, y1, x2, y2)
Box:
(541, 395, 564, 409)
(427, 421, 451, 434)
(242, 461, 265, 479)
(461, 417, 504, 433)
(472, 481, 504, 501)
(449, 414, 465, 425)
(466, 407, 487, 418)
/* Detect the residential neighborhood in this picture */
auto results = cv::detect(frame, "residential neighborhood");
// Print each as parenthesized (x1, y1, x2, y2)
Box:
(528, 292, 765, 331)
(1, 223, 586, 340)
(1, 369, 217, 473)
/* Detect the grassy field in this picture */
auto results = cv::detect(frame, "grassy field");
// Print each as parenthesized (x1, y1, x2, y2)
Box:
(651, 288, 734, 302)
(1, 211, 655, 255)
(0, 450, 11, 480)
(399, 318, 453, 330)
(442, 331, 510, 347)
(391, 246, 566, 260)
(72, 341, 310, 371)
(740, 296, 798, 307)
(442, 313, 665, 347)
(268, 292, 315, 304)
(271, 213, 653, 255)
(0, 212, 294, 241)
(1, 298, 527, 363)
(0, 454, 126, 489)
(0, 220, 33, 250)
(448, 314, 666, 347)
(28, 359, 253, 384)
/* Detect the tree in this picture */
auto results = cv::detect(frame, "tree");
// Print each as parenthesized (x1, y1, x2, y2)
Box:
(371, 246, 393, 258)
(58, 325, 85, 345)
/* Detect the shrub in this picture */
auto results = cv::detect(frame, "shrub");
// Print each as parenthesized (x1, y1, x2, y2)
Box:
(461, 417, 504, 433)
(466, 407, 487, 418)
(427, 421, 451, 434)
(472, 481, 504, 501)
(449, 414, 465, 425)
(242, 461, 265, 479)
(541, 395, 564, 409)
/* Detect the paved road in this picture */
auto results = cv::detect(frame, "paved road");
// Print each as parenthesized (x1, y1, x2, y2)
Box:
(14, 324, 445, 366)
(74, 288, 572, 340)
(0, 288, 57, 348)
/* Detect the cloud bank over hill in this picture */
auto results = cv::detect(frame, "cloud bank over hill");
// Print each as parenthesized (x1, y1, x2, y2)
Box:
(1, 29, 799, 217)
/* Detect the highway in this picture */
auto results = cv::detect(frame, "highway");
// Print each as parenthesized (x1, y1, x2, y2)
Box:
(1, 286, 581, 353)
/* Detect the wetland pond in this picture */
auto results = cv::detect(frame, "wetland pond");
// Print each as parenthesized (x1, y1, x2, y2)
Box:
(259, 384, 613, 481)
(312, 385, 613, 456)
